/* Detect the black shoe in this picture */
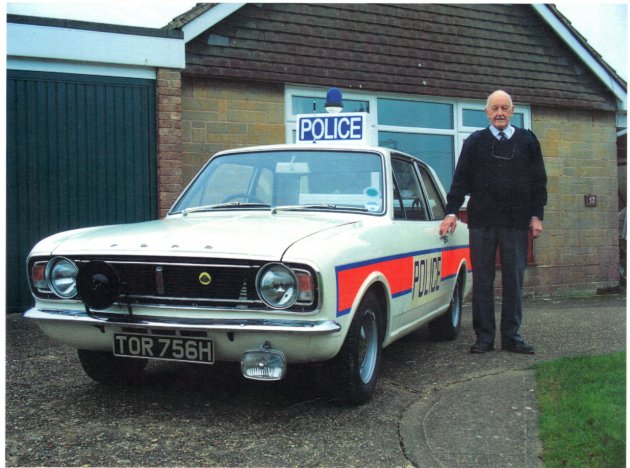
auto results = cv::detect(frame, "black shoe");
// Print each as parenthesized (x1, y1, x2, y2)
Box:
(502, 341, 535, 354)
(470, 341, 494, 353)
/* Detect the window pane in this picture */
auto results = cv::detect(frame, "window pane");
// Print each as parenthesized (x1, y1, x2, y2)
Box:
(512, 113, 524, 128)
(462, 109, 488, 128)
(379, 131, 454, 191)
(463, 109, 525, 128)
(378, 99, 453, 129)
(417, 164, 446, 219)
(391, 159, 428, 221)
(291, 96, 369, 115)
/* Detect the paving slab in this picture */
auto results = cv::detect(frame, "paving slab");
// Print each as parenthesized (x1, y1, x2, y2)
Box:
(401, 369, 543, 467)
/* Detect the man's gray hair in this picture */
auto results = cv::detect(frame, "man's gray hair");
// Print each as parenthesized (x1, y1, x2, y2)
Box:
(485, 90, 514, 109)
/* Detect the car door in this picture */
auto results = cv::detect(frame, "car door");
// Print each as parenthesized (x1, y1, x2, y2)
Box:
(390, 156, 447, 330)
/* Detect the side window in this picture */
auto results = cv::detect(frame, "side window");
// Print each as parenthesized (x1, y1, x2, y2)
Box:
(391, 158, 428, 221)
(392, 182, 405, 220)
(417, 164, 446, 219)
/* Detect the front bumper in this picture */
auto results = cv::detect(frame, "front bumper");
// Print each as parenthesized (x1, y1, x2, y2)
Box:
(24, 307, 341, 334)
(24, 307, 344, 363)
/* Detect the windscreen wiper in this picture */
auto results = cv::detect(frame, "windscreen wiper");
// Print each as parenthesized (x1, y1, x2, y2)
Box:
(182, 202, 271, 215)
(273, 204, 369, 213)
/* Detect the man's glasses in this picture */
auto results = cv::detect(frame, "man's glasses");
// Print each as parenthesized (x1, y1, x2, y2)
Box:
(492, 138, 515, 160)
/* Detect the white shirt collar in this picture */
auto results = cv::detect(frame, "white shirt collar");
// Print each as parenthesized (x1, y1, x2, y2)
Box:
(489, 125, 514, 139)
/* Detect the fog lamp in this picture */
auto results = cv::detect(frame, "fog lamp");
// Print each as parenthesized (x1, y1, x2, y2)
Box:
(241, 342, 287, 381)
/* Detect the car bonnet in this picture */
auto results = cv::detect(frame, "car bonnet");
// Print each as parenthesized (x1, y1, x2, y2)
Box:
(39, 211, 362, 260)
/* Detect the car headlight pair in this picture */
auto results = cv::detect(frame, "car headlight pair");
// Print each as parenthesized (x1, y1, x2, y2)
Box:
(256, 263, 314, 309)
(32, 257, 122, 309)
(33, 257, 315, 310)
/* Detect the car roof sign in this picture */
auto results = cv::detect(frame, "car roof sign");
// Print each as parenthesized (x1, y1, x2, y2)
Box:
(296, 112, 372, 146)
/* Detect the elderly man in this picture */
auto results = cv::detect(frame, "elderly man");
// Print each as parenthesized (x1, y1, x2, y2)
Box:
(440, 90, 547, 354)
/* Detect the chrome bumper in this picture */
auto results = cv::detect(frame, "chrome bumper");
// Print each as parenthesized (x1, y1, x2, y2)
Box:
(23, 308, 342, 335)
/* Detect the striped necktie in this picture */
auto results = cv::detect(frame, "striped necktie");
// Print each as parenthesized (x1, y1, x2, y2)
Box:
(498, 131, 507, 141)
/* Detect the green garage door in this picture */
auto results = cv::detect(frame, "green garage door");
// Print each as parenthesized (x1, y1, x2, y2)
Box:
(6, 70, 157, 313)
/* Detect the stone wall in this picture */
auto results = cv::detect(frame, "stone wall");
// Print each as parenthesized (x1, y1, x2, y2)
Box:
(522, 107, 620, 296)
(180, 77, 285, 183)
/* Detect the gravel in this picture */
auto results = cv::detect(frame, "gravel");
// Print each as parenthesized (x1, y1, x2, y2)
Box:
(6, 293, 625, 467)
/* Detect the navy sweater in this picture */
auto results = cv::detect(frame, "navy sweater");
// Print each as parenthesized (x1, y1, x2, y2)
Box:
(445, 127, 547, 230)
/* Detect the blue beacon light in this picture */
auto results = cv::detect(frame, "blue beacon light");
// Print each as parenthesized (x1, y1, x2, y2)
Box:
(325, 87, 343, 114)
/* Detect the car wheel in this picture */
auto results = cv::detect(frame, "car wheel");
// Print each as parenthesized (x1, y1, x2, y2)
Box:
(334, 292, 382, 405)
(77, 349, 148, 385)
(428, 273, 463, 340)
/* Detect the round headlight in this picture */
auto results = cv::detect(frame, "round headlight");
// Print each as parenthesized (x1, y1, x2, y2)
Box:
(46, 257, 78, 299)
(256, 263, 299, 309)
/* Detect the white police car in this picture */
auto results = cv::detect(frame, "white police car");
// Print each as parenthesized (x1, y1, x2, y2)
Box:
(24, 111, 471, 404)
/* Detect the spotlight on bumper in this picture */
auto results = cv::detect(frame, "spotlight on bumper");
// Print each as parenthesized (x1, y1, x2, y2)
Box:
(241, 342, 287, 381)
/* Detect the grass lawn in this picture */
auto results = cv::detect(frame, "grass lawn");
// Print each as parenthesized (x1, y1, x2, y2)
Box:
(535, 352, 625, 467)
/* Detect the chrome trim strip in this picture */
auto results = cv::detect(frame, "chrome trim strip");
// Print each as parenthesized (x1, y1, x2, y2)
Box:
(123, 294, 263, 305)
(23, 308, 341, 334)
(96, 260, 257, 269)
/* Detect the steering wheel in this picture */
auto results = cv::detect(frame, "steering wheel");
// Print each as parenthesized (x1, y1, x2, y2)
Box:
(221, 193, 266, 204)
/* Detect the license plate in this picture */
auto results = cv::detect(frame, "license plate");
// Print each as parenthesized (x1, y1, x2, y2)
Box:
(113, 333, 214, 364)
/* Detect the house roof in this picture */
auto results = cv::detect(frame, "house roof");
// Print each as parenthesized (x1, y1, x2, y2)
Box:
(166, 3, 625, 112)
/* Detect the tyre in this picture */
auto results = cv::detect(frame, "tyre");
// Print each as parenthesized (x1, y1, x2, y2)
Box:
(77, 349, 148, 385)
(428, 273, 463, 341)
(334, 292, 383, 405)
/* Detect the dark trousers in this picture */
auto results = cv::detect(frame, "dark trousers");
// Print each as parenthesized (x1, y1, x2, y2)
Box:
(469, 227, 529, 346)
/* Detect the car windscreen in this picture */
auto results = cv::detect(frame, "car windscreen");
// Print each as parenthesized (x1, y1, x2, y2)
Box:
(171, 150, 385, 215)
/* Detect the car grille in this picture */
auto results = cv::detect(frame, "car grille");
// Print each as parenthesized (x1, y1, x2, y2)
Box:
(61, 257, 265, 309)
(108, 260, 261, 307)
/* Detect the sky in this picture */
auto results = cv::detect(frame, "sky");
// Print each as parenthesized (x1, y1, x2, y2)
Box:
(3, 1, 628, 81)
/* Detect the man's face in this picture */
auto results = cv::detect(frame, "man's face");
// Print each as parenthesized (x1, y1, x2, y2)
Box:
(485, 94, 514, 131)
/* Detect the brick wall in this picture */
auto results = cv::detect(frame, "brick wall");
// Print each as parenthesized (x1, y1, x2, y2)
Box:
(520, 107, 620, 296)
(156, 69, 183, 217)
(180, 77, 285, 184)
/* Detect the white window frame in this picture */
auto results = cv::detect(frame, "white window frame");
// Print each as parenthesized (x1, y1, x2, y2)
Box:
(284, 85, 531, 171)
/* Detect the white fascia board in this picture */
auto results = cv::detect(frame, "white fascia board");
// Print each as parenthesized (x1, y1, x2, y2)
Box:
(182, 3, 246, 43)
(7, 22, 185, 69)
(533, 4, 626, 111)
(7, 57, 157, 80)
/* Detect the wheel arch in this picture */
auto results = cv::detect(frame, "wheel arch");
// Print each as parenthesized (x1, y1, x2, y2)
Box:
(364, 281, 389, 344)
(457, 259, 472, 298)
(346, 274, 391, 345)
